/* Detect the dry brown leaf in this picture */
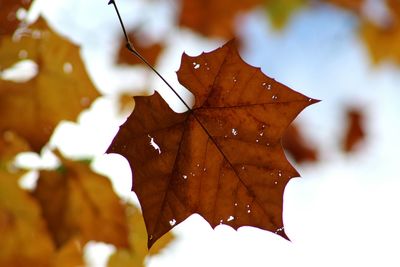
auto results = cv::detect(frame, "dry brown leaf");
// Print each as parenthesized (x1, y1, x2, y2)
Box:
(0, 17, 100, 151)
(0, 0, 33, 36)
(107, 41, 318, 248)
(179, 0, 261, 38)
(0, 173, 55, 267)
(342, 108, 365, 152)
(387, 0, 400, 19)
(32, 153, 128, 248)
(116, 31, 163, 66)
(108, 204, 175, 267)
(282, 123, 318, 163)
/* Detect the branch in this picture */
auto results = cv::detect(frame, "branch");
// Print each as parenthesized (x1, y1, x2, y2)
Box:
(107, 0, 191, 111)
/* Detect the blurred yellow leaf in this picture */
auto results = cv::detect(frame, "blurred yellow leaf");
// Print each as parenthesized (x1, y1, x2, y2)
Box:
(33, 153, 129, 249)
(118, 92, 135, 115)
(265, 0, 306, 30)
(361, 20, 400, 64)
(0, 131, 30, 171)
(360, 0, 400, 64)
(107, 204, 175, 267)
(0, 17, 100, 151)
(53, 237, 85, 267)
(0, 173, 55, 267)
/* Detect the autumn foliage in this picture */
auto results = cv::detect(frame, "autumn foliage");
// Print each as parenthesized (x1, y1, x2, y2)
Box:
(1, 0, 395, 265)
(0, 1, 173, 266)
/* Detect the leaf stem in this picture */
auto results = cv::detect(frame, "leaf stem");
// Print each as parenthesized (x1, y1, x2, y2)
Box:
(107, 0, 192, 112)
(107, 1, 251, 201)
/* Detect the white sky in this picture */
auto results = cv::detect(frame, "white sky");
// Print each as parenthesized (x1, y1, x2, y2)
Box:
(20, 0, 400, 266)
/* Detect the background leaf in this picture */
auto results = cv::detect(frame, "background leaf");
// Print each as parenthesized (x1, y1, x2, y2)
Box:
(108, 204, 175, 267)
(0, 173, 55, 267)
(0, 17, 100, 151)
(33, 153, 129, 248)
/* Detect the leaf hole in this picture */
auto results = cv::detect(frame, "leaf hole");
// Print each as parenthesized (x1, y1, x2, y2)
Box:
(1, 60, 38, 82)
(193, 62, 200, 69)
(231, 128, 238, 136)
(148, 134, 161, 154)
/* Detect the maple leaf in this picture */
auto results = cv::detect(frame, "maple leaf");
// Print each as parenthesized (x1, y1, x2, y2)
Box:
(107, 204, 175, 267)
(179, 0, 261, 38)
(107, 40, 318, 248)
(0, 17, 100, 151)
(0, 0, 33, 36)
(32, 152, 129, 248)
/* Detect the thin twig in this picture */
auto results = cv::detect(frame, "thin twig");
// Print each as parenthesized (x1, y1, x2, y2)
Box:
(107, 0, 191, 111)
